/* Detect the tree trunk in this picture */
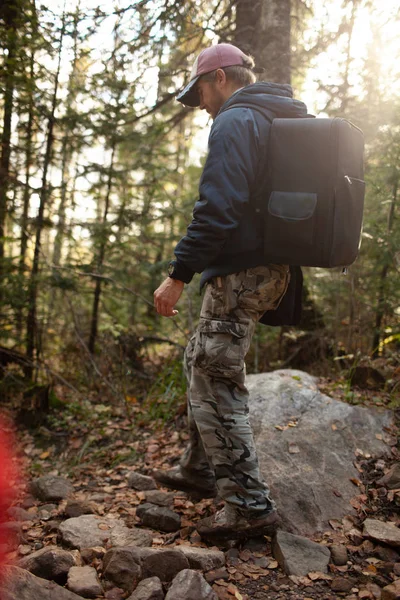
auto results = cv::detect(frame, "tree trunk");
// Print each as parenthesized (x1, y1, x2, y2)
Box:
(16, 49, 35, 342)
(234, 0, 291, 83)
(25, 15, 65, 378)
(372, 177, 398, 356)
(88, 142, 116, 354)
(0, 0, 19, 279)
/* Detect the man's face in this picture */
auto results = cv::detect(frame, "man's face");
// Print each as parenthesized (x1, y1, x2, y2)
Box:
(196, 77, 226, 119)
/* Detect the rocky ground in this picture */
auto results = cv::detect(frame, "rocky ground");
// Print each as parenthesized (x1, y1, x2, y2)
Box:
(0, 374, 399, 600)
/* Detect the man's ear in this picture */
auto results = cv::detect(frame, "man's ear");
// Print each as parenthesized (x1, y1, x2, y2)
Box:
(215, 68, 227, 85)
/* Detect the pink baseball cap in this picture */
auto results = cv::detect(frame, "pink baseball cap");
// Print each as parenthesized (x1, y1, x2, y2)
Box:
(177, 43, 250, 107)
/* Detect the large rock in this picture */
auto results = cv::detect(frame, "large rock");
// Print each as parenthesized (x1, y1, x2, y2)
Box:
(0, 566, 84, 600)
(137, 504, 181, 532)
(140, 548, 190, 582)
(272, 530, 331, 576)
(363, 519, 400, 547)
(128, 472, 157, 491)
(18, 545, 76, 583)
(30, 476, 74, 501)
(67, 565, 103, 598)
(127, 577, 164, 600)
(381, 579, 400, 600)
(59, 515, 153, 549)
(177, 545, 225, 571)
(103, 547, 142, 594)
(247, 370, 394, 535)
(165, 569, 217, 600)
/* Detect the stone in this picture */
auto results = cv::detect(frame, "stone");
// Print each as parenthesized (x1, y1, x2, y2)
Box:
(0, 566, 84, 600)
(381, 580, 400, 600)
(67, 566, 103, 598)
(65, 499, 95, 518)
(6, 507, 33, 521)
(363, 519, 400, 547)
(246, 370, 394, 536)
(204, 568, 229, 584)
(105, 588, 125, 600)
(331, 576, 355, 592)
(143, 490, 176, 507)
(1, 521, 24, 549)
(165, 569, 217, 600)
(377, 464, 400, 489)
(272, 530, 331, 576)
(137, 504, 181, 532)
(81, 546, 106, 563)
(374, 545, 400, 562)
(329, 544, 348, 566)
(102, 547, 142, 594)
(59, 514, 153, 549)
(30, 476, 74, 501)
(177, 545, 225, 571)
(126, 577, 164, 600)
(128, 472, 158, 491)
(140, 548, 190, 582)
(18, 545, 76, 583)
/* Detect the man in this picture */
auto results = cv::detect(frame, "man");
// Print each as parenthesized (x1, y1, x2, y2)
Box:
(153, 43, 307, 541)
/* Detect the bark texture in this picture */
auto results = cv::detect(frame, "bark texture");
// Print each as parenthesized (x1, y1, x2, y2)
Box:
(234, 0, 291, 83)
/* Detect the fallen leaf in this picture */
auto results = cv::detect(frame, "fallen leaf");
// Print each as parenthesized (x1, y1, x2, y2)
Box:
(331, 424, 337, 430)
(39, 451, 50, 459)
(350, 477, 362, 487)
(267, 560, 278, 569)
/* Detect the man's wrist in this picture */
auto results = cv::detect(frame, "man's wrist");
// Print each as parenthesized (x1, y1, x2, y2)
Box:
(168, 260, 194, 284)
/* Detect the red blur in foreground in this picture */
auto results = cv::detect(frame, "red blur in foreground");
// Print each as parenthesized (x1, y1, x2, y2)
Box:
(0, 418, 17, 579)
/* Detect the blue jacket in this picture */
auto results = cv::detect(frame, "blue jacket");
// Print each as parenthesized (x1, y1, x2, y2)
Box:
(173, 82, 308, 287)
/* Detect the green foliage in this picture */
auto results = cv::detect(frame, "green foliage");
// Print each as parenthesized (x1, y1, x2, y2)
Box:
(140, 354, 186, 425)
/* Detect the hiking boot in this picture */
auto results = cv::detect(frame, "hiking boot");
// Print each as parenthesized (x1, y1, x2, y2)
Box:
(153, 465, 217, 498)
(196, 504, 279, 542)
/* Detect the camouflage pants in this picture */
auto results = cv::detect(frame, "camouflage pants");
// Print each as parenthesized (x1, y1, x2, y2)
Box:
(180, 265, 290, 517)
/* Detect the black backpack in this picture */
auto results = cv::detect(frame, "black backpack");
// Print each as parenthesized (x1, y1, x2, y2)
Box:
(254, 115, 365, 326)
(261, 117, 365, 267)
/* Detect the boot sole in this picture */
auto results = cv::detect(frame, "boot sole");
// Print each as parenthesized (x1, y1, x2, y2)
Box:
(153, 473, 217, 498)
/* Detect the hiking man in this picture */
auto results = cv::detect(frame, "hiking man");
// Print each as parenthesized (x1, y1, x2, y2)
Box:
(153, 43, 306, 541)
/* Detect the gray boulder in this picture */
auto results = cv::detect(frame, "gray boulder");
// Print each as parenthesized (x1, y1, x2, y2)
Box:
(30, 476, 74, 501)
(18, 545, 76, 583)
(165, 569, 217, 600)
(140, 548, 190, 582)
(128, 472, 158, 491)
(137, 504, 181, 532)
(59, 514, 152, 549)
(177, 545, 225, 571)
(127, 577, 164, 600)
(272, 530, 331, 576)
(67, 565, 103, 598)
(247, 369, 393, 535)
(363, 518, 400, 547)
(0, 566, 83, 600)
(102, 547, 142, 594)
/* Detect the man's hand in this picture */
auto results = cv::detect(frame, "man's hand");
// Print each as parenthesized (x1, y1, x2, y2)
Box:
(154, 277, 184, 317)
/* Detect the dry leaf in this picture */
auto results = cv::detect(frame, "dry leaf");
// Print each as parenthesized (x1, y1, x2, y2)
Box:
(331, 423, 337, 430)
(350, 477, 362, 487)
(274, 425, 284, 431)
(267, 560, 278, 569)
(39, 451, 50, 459)
(98, 523, 110, 530)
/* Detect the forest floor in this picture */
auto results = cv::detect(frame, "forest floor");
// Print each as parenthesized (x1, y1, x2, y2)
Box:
(2, 371, 400, 600)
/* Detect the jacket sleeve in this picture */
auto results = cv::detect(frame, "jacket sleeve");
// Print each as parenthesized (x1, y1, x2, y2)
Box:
(173, 108, 260, 281)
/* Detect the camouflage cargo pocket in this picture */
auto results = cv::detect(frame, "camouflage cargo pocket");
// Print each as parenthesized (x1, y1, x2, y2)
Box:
(193, 318, 249, 378)
(236, 265, 290, 314)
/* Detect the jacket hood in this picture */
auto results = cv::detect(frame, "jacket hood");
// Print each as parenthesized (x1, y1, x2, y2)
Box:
(219, 82, 308, 119)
